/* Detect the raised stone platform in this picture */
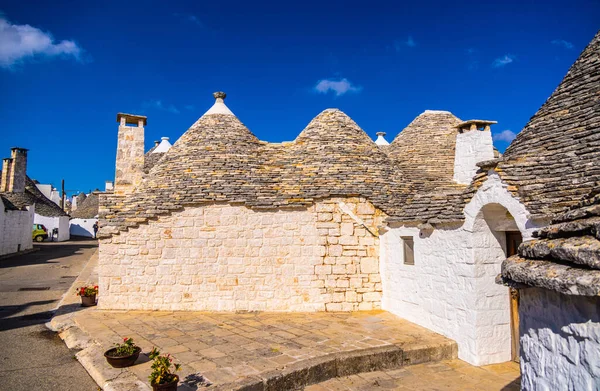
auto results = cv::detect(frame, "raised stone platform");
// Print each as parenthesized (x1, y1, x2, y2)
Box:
(49, 250, 457, 390)
(63, 307, 456, 390)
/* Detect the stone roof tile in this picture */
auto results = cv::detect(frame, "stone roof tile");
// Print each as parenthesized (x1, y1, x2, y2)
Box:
(499, 192, 600, 296)
(71, 192, 99, 219)
(100, 106, 403, 237)
(0, 174, 68, 217)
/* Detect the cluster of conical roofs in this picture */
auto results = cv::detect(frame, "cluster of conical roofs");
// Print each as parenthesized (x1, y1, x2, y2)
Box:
(101, 30, 600, 237)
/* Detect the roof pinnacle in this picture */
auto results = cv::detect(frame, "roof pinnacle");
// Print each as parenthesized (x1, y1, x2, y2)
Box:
(213, 91, 227, 100)
(203, 91, 234, 116)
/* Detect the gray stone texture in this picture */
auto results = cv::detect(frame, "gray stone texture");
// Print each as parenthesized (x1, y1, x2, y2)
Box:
(500, 192, 600, 296)
(100, 109, 401, 238)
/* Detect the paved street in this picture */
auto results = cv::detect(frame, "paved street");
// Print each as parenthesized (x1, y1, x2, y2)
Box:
(0, 240, 98, 391)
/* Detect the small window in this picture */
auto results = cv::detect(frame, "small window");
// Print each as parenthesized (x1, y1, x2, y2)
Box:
(402, 236, 414, 265)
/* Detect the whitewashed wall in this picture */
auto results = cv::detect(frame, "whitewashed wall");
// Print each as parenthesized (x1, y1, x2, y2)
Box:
(453, 130, 495, 185)
(0, 201, 34, 256)
(381, 172, 541, 366)
(520, 288, 600, 391)
(70, 218, 98, 238)
(34, 215, 70, 241)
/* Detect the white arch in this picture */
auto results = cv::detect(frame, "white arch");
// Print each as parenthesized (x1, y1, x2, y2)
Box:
(462, 171, 536, 240)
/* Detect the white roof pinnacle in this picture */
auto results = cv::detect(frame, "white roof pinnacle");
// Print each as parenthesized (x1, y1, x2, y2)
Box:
(375, 132, 390, 146)
(152, 137, 172, 153)
(203, 91, 235, 116)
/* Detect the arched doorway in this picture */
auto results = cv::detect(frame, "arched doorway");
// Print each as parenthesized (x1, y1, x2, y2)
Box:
(472, 203, 523, 364)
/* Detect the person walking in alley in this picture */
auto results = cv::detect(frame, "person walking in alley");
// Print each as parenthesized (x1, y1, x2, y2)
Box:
(93, 222, 98, 239)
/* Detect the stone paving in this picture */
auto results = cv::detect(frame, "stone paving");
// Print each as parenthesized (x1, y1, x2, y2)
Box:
(52, 250, 521, 391)
(74, 308, 456, 389)
(306, 360, 521, 391)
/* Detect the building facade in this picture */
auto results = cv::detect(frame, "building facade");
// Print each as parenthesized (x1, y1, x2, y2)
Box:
(99, 31, 600, 371)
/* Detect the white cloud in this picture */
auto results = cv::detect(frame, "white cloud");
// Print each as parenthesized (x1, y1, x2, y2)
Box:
(0, 16, 83, 69)
(493, 129, 517, 142)
(314, 78, 362, 97)
(144, 100, 180, 114)
(551, 39, 574, 49)
(492, 54, 515, 68)
(466, 48, 478, 70)
(394, 36, 416, 51)
(173, 13, 203, 26)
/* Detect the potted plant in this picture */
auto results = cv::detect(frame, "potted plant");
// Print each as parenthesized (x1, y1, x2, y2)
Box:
(148, 348, 181, 391)
(76, 285, 98, 307)
(104, 337, 141, 368)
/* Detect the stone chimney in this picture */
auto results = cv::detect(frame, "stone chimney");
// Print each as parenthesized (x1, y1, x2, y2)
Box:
(114, 113, 146, 195)
(153, 140, 160, 147)
(0, 148, 28, 193)
(453, 120, 496, 184)
(375, 132, 390, 146)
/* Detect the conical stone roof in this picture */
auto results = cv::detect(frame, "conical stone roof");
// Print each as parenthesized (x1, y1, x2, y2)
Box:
(495, 30, 600, 219)
(100, 98, 401, 237)
(427, 30, 600, 224)
(499, 190, 600, 296)
(385, 110, 466, 224)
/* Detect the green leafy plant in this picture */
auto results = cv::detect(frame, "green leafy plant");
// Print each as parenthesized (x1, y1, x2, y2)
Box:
(76, 285, 98, 297)
(110, 337, 139, 357)
(148, 348, 181, 385)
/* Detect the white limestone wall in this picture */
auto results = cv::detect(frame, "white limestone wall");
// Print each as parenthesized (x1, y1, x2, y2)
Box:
(382, 171, 541, 366)
(99, 198, 384, 311)
(519, 288, 600, 391)
(0, 202, 34, 256)
(34, 215, 70, 241)
(70, 218, 98, 238)
(453, 130, 495, 185)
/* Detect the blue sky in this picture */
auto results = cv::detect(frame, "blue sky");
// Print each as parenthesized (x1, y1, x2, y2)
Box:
(0, 1, 598, 195)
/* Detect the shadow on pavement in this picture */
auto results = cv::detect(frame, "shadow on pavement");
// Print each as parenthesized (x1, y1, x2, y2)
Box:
(0, 301, 87, 332)
(0, 241, 98, 269)
(501, 376, 522, 391)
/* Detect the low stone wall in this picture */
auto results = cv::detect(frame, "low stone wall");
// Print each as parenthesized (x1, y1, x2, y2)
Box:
(519, 287, 600, 391)
(99, 197, 384, 311)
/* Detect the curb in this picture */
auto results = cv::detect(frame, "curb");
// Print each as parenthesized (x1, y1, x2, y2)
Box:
(46, 249, 458, 391)
(0, 247, 39, 260)
(46, 249, 151, 391)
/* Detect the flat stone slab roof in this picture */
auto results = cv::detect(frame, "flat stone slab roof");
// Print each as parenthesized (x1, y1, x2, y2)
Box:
(72, 309, 456, 389)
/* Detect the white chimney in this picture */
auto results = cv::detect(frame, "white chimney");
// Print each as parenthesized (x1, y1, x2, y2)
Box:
(453, 120, 496, 184)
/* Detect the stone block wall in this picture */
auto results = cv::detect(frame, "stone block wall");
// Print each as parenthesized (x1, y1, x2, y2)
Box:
(519, 287, 600, 391)
(114, 122, 144, 195)
(98, 197, 384, 311)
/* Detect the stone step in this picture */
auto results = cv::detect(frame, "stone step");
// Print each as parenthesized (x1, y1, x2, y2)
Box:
(211, 341, 457, 391)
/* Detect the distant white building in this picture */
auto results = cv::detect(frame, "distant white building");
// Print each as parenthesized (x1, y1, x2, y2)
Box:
(35, 182, 61, 206)
(0, 148, 35, 255)
(70, 192, 99, 238)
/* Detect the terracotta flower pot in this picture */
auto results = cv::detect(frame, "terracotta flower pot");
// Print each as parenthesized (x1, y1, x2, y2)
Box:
(104, 347, 141, 368)
(151, 375, 179, 391)
(81, 295, 96, 307)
